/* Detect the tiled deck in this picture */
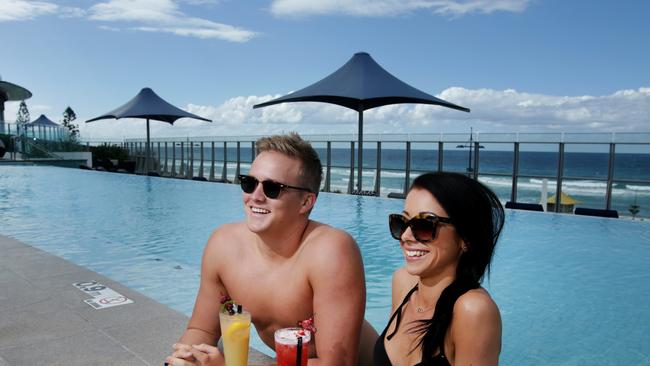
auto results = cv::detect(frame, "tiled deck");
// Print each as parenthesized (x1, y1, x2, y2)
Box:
(0, 234, 273, 365)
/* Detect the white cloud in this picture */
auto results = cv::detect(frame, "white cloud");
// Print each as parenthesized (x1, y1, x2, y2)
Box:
(76, 87, 650, 140)
(59, 6, 86, 18)
(2, 102, 52, 124)
(270, 0, 529, 17)
(180, 0, 220, 5)
(434, 87, 650, 132)
(88, 0, 257, 42)
(0, 0, 58, 22)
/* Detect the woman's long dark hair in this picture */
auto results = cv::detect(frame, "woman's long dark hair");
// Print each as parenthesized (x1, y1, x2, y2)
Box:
(409, 172, 504, 362)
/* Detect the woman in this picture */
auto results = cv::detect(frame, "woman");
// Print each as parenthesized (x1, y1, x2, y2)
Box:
(374, 172, 505, 366)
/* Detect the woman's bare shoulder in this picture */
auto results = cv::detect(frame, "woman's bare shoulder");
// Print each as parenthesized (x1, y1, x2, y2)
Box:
(391, 267, 418, 307)
(392, 267, 417, 289)
(453, 288, 501, 324)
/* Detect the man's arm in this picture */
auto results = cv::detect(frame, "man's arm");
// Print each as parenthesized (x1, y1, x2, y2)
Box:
(308, 229, 366, 366)
(172, 229, 228, 364)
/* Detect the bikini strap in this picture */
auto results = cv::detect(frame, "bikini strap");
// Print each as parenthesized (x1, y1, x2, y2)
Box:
(386, 284, 419, 340)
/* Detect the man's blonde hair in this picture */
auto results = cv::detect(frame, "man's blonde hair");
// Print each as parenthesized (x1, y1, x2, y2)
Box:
(256, 133, 322, 194)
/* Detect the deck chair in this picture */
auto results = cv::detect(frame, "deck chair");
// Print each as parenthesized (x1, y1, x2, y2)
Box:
(574, 207, 619, 218)
(505, 201, 544, 212)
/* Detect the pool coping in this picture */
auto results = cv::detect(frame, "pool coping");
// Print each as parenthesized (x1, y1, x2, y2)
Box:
(0, 234, 274, 365)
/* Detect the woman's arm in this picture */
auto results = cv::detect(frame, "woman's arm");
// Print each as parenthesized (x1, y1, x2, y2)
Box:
(450, 289, 502, 366)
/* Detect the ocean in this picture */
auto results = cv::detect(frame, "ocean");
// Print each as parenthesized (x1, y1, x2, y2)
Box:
(151, 144, 650, 219)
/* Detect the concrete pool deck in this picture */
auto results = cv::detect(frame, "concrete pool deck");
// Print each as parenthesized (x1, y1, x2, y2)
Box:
(0, 234, 273, 365)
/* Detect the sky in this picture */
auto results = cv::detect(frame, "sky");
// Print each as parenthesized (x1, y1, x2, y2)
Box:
(0, 0, 649, 141)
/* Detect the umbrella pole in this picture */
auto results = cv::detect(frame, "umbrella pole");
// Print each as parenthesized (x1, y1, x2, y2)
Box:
(357, 109, 363, 192)
(146, 118, 150, 174)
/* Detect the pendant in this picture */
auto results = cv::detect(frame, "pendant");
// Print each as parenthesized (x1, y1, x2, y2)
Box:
(417, 307, 424, 313)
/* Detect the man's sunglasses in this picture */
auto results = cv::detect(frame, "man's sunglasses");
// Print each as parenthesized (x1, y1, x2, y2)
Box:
(238, 174, 312, 199)
(388, 213, 452, 243)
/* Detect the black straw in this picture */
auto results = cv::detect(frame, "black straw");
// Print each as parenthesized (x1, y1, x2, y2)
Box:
(237, 304, 242, 314)
(296, 336, 303, 366)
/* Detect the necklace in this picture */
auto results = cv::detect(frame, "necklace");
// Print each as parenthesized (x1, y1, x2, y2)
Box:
(413, 292, 435, 313)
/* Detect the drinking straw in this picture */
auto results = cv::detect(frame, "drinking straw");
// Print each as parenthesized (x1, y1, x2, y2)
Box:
(296, 336, 303, 366)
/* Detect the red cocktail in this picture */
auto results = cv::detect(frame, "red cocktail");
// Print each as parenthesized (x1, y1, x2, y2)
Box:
(274, 327, 311, 366)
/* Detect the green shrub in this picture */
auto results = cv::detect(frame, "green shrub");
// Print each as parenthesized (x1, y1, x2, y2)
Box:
(90, 145, 130, 167)
(0, 134, 15, 151)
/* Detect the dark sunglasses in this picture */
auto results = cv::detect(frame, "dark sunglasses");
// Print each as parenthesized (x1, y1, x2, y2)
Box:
(388, 213, 452, 243)
(238, 174, 312, 199)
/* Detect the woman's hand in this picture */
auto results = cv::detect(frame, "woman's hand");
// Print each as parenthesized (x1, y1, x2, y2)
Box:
(165, 343, 224, 366)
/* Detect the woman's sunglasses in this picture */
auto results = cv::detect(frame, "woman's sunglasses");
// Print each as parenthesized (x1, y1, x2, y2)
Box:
(238, 174, 312, 199)
(388, 213, 452, 243)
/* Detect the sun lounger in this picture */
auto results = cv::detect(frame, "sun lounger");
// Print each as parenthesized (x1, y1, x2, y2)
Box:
(505, 201, 544, 211)
(574, 207, 619, 218)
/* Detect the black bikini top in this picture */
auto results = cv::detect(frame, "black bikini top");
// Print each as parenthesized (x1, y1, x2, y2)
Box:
(372, 285, 450, 366)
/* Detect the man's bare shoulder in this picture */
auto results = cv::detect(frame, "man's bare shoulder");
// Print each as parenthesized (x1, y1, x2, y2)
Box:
(204, 221, 249, 255)
(303, 221, 358, 254)
(300, 222, 363, 278)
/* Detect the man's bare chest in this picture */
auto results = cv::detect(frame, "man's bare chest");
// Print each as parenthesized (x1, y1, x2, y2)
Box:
(220, 260, 314, 326)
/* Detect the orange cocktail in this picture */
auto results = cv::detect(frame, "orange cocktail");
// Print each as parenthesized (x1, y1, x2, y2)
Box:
(219, 297, 251, 366)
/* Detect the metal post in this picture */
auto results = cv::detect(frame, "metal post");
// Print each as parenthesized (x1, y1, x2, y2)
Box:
(357, 109, 363, 192)
(438, 141, 444, 172)
(210, 142, 215, 181)
(221, 142, 228, 182)
(347, 141, 355, 194)
(374, 141, 382, 196)
(403, 141, 411, 195)
(554, 142, 565, 213)
(157, 142, 161, 174)
(324, 141, 331, 192)
(473, 141, 480, 180)
(145, 119, 150, 174)
(199, 142, 205, 178)
(171, 142, 176, 176)
(606, 143, 616, 210)
(251, 141, 256, 161)
(511, 142, 519, 203)
(187, 143, 194, 179)
(467, 138, 473, 176)
(234, 141, 241, 183)
(163, 142, 168, 175)
(179, 142, 185, 177)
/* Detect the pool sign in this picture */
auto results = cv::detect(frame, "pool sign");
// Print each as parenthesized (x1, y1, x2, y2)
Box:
(73, 281, 134, 309)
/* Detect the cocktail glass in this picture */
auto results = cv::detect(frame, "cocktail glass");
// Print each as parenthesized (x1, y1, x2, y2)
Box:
(274, 327, 311, 366)
(219, 310, 251, 366)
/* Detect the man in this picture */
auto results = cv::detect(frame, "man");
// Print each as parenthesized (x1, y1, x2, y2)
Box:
(166, 133, 376, 366)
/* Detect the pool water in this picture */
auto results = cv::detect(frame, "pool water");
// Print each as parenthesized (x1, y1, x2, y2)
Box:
(1, 165, 649, 365)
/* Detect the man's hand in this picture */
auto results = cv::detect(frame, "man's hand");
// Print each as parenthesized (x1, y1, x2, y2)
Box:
(165, 343, 225, 366)
(171, 343, 196, 361)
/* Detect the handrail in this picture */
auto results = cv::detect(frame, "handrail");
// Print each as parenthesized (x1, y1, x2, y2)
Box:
(79, 134, 649, 217)
(10, 135, 65, 160)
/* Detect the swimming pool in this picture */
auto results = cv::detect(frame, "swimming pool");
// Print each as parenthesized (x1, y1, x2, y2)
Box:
(1, 165, 649, 365)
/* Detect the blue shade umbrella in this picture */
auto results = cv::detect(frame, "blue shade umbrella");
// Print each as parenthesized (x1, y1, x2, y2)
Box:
(0, 76, 33, 134)
(253, 52, 470, 192)
(86, 87, 211, 173)
(27, 114, 59, 127)
(26, 114, 60, 140)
